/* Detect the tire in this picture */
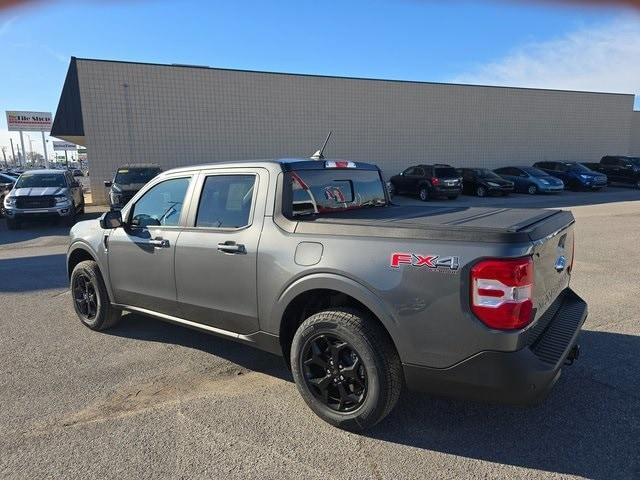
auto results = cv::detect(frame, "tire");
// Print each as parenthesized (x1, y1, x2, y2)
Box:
(6, 218, 20, 230)
(290, 309, 403, 431)
(70, 260, 121, 331)
(636, 180, 640, 190)
(78, 201, 85, 215)
(476, 186, 487, 197)
(527, 184, 538, 195)
(64, 203, 77, 227)
(419, 187, 429, 202)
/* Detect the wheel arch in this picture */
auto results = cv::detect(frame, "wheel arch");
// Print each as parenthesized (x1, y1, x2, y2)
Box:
(273, 273, 402, 366)
(67, 243, 114, 302)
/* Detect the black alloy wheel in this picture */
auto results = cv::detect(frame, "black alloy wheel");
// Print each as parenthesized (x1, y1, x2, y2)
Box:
(73, 272, 99, 321)
(301, 333, 368, 413)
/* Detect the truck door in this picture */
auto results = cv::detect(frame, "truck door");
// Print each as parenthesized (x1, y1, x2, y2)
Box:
(107, 175, 193, 316)
(174, 168, 268, 334)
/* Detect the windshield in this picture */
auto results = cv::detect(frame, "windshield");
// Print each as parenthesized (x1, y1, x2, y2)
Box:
(15, 172, 66, 189)
(568, 163, 593, 173)
(114, 167, 161, 185)
(522, 167, 548, 177)
(474, 168, 502, 179)
(287, 169, 386, 216)
(434, 167, 458, 177)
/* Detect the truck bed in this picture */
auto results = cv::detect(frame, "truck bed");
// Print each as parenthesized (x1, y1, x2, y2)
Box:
(290, 204, 574, 243)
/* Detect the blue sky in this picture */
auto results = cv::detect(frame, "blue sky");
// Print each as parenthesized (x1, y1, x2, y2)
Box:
(1, 0, 639, 155)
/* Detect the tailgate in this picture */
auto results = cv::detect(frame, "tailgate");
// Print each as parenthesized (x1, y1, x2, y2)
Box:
(530, 222, 575, 321)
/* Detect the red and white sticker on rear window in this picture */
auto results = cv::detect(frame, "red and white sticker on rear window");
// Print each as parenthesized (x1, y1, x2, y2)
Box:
(391, 252, 460, 273)
(325, 161, 356, 169)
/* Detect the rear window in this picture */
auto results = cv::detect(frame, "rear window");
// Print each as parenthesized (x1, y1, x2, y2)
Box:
(286, 169, 386, 216)
(434, 167, 458, 177)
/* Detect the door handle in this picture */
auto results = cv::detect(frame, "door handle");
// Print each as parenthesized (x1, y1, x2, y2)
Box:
(217, 242, 245, 254)
(149, 238, 170, 248)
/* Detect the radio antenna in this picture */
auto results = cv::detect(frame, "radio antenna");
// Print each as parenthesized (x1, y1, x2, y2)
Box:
(310, 131, 332, 160)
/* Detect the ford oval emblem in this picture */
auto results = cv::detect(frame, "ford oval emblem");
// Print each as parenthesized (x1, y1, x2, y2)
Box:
(555, 255, 567, 272)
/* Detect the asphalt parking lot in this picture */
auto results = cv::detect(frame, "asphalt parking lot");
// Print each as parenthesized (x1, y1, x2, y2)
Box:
(1, 188, 639, 479)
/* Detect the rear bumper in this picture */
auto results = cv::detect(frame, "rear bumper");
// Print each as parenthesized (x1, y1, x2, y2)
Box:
(432, 186, 461, 196)
(403, 288, 587, 404)
(539, 184, 564, 193)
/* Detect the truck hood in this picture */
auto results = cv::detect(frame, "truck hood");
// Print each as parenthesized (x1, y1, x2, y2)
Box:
(12, 187, 67, 197)
(111, 183, 146, 193)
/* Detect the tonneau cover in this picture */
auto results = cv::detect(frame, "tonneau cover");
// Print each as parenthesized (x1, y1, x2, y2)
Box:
(292, 205, 574, 243)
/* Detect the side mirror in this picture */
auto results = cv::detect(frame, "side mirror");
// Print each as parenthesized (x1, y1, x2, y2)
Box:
(99, 210, 123, 229)
(104, 181, 112, 188)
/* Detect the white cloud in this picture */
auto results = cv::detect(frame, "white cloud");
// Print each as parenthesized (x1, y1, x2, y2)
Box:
(452, 17, 640, 107)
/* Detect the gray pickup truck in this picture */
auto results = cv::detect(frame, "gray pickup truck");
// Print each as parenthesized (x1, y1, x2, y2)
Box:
(67, 158, 587, 430)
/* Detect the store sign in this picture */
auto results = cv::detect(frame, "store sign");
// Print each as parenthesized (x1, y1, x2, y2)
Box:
(5, 110, 53, 132)
(53, 141, 77, 151)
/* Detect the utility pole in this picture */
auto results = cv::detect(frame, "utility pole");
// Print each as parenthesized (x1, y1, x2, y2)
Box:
(10, 138, 16, 166)
(1, 146, 7, 168)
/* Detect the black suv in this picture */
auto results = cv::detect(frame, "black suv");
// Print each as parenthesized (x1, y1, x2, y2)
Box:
(104, 164, 162, 209)
(389, 164, 461, 201)
(585, 156, 640, 189)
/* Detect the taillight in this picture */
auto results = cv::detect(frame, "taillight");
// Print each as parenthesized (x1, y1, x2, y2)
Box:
(431, 177, 440, 186)
(470, 257, 534, 330)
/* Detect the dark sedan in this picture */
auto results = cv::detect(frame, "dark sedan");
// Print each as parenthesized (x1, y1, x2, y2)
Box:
(459, 168, 514, 197)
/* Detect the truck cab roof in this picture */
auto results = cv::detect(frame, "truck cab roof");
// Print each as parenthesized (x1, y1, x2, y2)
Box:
(160, 158, 380, 176)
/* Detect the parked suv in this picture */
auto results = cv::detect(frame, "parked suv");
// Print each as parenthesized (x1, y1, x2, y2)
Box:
(459, 168, 514, 197)
(389, 164, 461, 200)
(533, 161, 606, 191)
(104, 164, 162, 209)
(494, 166, 564, 194)
(3, 169, 84, 229)
(67, 158, 586, 430)
(584, 156, 640, 189)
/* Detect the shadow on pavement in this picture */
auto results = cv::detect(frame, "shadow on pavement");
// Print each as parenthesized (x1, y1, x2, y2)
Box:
(107, 312, 292, 383)
(0, 211, 103, 246)
(0, 253, 68, 292)
(369, 329, 640, 480)
(106, 311, 639, 479)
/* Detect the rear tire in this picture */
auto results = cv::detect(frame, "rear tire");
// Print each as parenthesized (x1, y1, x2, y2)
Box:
(71, 260, 121, 331)
(419, 187, 429, 202)
(291, 309, 403, 431)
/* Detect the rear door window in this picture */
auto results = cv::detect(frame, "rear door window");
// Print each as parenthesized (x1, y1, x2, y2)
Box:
(195, 175, 256, 228)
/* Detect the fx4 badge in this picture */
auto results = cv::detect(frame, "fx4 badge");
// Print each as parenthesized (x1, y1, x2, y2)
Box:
(391, 252, 460, 272)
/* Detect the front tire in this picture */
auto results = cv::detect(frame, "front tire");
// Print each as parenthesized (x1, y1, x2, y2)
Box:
(71, 260, 121, 331)
(527, 184, 538, 195)
(291, 309, 403, 431)
(476, 186, 487, 197)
